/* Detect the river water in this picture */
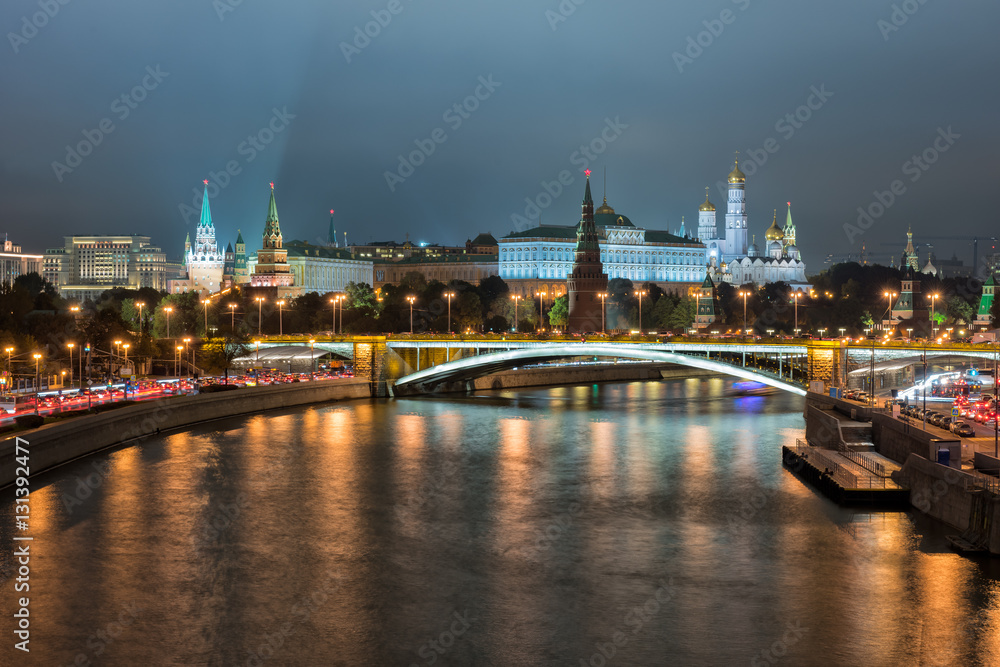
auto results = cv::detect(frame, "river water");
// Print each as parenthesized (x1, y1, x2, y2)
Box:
(3, 377, 1000, 666)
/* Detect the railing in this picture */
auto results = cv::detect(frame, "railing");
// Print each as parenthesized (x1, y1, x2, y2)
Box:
(792, 440, 888, 489)
(840, 450, 888, 478)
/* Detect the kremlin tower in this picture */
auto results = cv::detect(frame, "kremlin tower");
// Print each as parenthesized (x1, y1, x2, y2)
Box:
(567, 170, 608, 332)
(250, 183, 293, 288)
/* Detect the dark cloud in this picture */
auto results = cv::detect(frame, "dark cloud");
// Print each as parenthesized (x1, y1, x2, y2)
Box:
(2, 0, 995, 270)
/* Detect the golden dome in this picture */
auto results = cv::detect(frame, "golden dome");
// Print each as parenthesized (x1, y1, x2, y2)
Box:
(699, 187, 715, 212)
(764, 210, 783, 241)
(728, 159, 746, 184)
(596, 196, 615, 215)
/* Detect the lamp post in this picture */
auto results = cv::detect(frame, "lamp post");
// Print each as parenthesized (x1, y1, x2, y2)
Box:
(599, 292, 608, 333)
(792, 291, 800, 335)
(33, 353, 41, 414)
(634, 290, 646, 333)
(739, 290, 750, 336)
(5, 347, 13, 378)
(337, 295, 345, 335)
(164, 306, 173, 339)
(329, 297, 337, 334)
(135, 301, 145, 335)
(928, 293, 940, 338)
(538, 291, 547, 331)
(818, 328, 827, 339)
(255, 297, 265, 335)
(309, 339, 315, 379)
(906, 327, 913, 342)
(510, 294, 522, 332)
(229, 303, 237, 331)
(443, 292, 455, 333)
(182, 337, 191, 377)
(175, 346, 182, 378)
(839, 328, 846, 339)
(277, 300, 285, 336)
(66, 342, 75, 388)
(882, 290, 897, 331)
(406, 295, 416, 334)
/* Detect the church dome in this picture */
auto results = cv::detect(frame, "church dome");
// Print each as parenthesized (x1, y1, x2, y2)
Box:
(596, 196, 615, 215)
(764, 211, 783, 241)
(699, 190, 715, 212)
(728, 159, 746, 184)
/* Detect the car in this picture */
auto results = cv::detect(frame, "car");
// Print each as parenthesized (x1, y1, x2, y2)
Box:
(951, 422, 976, 437)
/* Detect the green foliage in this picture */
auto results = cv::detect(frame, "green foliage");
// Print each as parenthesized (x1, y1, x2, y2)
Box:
(548, 295, 568, 327)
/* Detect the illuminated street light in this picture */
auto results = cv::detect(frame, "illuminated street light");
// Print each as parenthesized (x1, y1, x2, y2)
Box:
(255, 296, 265, 335)
(443, 291, 455, 333)
(202, 299, 210, 336)
(510, 294, 522, 332)
(309, 339, 315, 379)
(634, 290, 647, 333)
(277, 299, 286, 336)
(598, 292, 608, 333)
(229, 303, 237, 331)
(33, 353, 42, 414)
(538, 291, 548, 331)
(66, 342, 75, 388)
(406, 295, 417, 334)
(928, 293, 940, 338)
(792, 291, 801, 334)
(164, 306, 173, 339)
(739, 290, 751, 336)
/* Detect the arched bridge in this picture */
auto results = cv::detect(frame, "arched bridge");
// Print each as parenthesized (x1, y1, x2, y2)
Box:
(254, 335, 998, 397)
(393, 343, 808, 395)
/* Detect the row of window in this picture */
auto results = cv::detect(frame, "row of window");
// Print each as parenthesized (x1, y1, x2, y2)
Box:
(502, 246, 702, 263)
(501, 266, 699, 282)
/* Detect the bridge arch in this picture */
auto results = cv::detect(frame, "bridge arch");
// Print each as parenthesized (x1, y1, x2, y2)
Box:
(394, 343, 806, 395)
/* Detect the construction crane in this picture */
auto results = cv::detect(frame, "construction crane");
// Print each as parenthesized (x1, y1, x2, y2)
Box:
(879, 235, 997, 271)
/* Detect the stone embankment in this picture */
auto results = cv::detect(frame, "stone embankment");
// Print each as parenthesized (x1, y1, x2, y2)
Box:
(0, 379, 370, 487)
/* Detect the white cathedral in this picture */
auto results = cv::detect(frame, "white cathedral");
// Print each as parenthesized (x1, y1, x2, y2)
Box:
(700, 160, 808, 290)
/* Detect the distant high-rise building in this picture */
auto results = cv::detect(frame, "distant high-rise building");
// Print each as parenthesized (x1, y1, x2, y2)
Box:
(44, 235, 168, 302)
(0, 238, 42, 287)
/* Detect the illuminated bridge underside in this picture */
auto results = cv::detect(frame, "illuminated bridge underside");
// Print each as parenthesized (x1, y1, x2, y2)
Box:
(394, 344, 807, 396)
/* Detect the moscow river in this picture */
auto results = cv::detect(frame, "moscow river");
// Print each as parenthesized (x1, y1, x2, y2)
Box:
(4, 377, 1000, 665)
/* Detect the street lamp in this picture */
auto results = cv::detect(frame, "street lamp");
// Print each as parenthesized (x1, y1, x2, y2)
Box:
(277, 300, 285, 336)
(32, 353, 41, 414)
(839, 328, 846, 339)
(599, 292, 608, 333)
(255, 296, 265, 335)
(881, 290, 897, 331)
(928, 293, 940, 338)
(5, 346, 13, 378)
(175, 346, 183, 378)
(634, 289, 647, 333)
(202, 299, 210, 336)
(309, 339, 315, 379)
(510, 294, 522, 332)
(164, 306, 173, 339)
(183, 337, 191, 377)
(66, 342, 75, 388)
(406, 295, 416, 334)
(443, 292, 455, 333)
(792, 291, 801, 335)
(739, 290, 751, 336)
(329, 297, 337, 334)
(538, 291, 547, 331)
(336, 294, 345, 335)
(229, 303, 237, 331)
(818, 328, 827, 339)
(113, 340, 122, 369)
(906, 327, 913, 341)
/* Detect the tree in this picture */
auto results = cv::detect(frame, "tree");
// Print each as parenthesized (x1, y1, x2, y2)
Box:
(454, 292, 483, 331)
(548, 295, 568, 328)
(200, 332, 251, 382)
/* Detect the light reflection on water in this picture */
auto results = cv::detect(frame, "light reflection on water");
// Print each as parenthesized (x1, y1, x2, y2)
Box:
(2, 378, 999, 665)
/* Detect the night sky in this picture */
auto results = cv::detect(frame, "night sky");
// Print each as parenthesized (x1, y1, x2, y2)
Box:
(2, 0, 996, 270)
